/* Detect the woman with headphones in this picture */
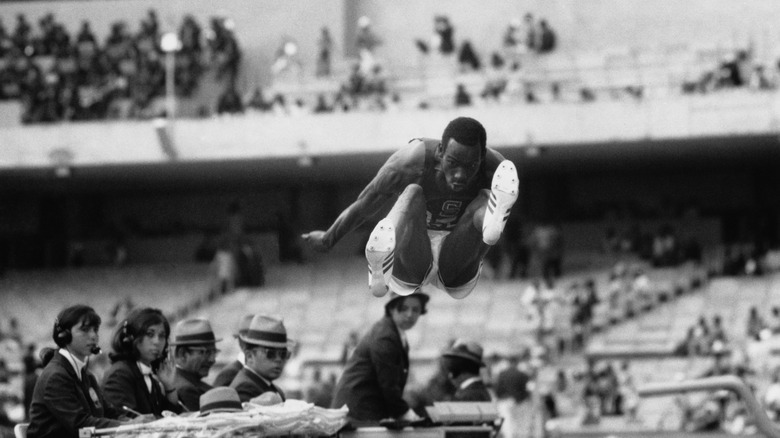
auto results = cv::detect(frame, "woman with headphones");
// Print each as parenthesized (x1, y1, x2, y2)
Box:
(27, 304, 124, 438)
(102, 307, 183, 417)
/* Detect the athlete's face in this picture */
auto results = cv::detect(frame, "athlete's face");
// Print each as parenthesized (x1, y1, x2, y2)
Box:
(439, 139, 482, 192)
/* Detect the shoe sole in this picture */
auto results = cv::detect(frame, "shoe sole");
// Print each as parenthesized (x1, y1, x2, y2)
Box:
(366, 218, 395, 297)
(483, 160, 518, 245)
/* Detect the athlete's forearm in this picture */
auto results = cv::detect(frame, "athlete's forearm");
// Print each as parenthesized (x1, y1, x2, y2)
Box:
(322, 204, 366, 249)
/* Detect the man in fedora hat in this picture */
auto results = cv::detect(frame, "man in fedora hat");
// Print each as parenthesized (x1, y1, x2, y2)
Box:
(171, 318, 222, 411)
(230, 314, 292, 403)
(331, 292, 429, 425)
(441, 339, 491, 402)
(213, 314, 254, 387)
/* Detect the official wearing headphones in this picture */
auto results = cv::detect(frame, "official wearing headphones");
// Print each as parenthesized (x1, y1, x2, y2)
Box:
(102, 307, 182, 417)
(27, 304, 124, 438)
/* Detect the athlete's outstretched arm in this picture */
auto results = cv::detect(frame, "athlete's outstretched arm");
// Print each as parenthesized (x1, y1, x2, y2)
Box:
(302, 143, 425, 252)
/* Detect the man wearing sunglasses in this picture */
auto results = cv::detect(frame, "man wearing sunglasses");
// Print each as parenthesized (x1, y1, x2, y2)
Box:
(231, 314, 294, 403)
(170, 318, 222, 411)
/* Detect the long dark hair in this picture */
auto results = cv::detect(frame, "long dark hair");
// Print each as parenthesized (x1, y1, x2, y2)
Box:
(109, 307, 170, 371)
(40, 304, 101, 367)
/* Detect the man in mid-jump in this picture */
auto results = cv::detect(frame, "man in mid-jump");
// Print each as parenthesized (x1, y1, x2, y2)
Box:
(303, 117, 518, 299)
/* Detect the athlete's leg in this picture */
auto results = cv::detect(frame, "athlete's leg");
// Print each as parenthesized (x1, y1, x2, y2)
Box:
(366, 184, 432, 297)
(438, 160, 519, 293)
(437, 189, 491, 289)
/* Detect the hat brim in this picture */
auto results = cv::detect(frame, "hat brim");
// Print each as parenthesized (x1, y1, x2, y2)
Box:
(170, 338, 223, 346)
(198, 406, 243, 416)
(385, 292, 430, 310)
(238, 335, 295, 349)
(443, 351, 485, 367)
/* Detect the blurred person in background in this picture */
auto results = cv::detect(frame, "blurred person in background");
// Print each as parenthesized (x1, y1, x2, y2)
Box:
(170, 319, 221, 411)
(230, 314, 293, 403)
(102, 308, 182, 417)
(27, 305, 126, 438)
(331, 292, 429, 425)
(495, 352, 531, 438)
(212, 314, 254, 387)
(441, 339, 491, 401)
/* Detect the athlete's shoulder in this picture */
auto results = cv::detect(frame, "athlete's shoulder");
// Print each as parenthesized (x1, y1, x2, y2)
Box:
(484, 146, 506, 171)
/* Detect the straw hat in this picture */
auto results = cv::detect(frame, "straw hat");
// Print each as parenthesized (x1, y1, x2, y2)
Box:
(239, 314, 293, 348)
(443, 339, 485, 367)
(169, 318, 222, 346)
(199, 387, 243, 415)
(234, 314, 255, 338)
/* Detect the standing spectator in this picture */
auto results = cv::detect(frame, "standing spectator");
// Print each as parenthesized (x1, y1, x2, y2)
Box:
(212, 314, 254, 387)
(433, 15, 455, 55)
(355, 16, 381, 74)
(457, 40, 481, 72)
(230, 314, 293, 403)
(102, 308, 182, 417)
(494, 353, 531, 438)
(747, 306, 766, 341)
(331, 292, 428, 425)
(170, 319, 222, 411)
(536, 19, 556, 54)
(316, 27, 333, 77)
(522, 13, 537, 53)
(441, 340, 491, 401)
(769, 307, 780, 334)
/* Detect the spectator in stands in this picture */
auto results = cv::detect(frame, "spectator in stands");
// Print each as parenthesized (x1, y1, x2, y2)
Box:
(355, 16, 381, 74)
(313, 93, 333, 113)
(23, 344, 39, 420)
(207, 15, 242, 86)
(494, 353, 531, 438)
(615, 361, 638, 421)
(27, 305, 125, 438)
(522, 13, 537, 53)
(230, 314, 293, 403)
(331, 292, 429, 425)
(102, 308, 182, 417)
(747, 306, 766, 341)
(769, 307, 780, 334)
(213, 314, 254, 387)
(440, 339, 491, 401)
(763, 367, 780, 420)
(170, 318, 222, 411)
(454, 83, 472, 107)
(433, 15, 456, 56)
(216, 82, 244, 115)
(457, 40, 481, 72)
(246, 87, 271, 112)
(536, 19, 556, 54)
(316, 27, 333, 77)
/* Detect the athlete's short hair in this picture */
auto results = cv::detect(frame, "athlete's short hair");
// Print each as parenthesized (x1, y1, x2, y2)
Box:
(441, 117, 487, 156)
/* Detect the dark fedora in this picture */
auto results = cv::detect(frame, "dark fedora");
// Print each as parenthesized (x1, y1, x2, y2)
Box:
(239, 314, 294, 348)
(169, 318, 222, 346)
(199, 387, 243, 415)
(443, 339, 485, 367)
(385, 291, 430, 315)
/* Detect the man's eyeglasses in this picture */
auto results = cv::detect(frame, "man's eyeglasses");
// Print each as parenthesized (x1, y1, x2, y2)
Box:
(255, 347, 292, 361)
(189, 347, 219, 359)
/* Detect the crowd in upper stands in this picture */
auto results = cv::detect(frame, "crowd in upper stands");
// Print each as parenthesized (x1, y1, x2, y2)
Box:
(0, 9, 240, 123)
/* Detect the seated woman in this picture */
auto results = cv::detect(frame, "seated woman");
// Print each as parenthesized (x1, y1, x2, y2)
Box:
(102, 308, 182, 417)
(28, 304, 124, 438)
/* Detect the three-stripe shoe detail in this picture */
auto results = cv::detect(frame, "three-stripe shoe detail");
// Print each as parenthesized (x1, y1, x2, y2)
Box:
(482, 160, 519, 245)
(366, 219, 396, 297)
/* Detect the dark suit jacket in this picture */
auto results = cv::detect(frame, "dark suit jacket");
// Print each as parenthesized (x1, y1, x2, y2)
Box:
(230, 367, 286, 403)
(453, 378, 493, 402)
(331, 315, 409, 422)
(212, 360, 242, 387)
(102, 359, 182, 417)
(173, 367, 212, 412)
(28, 353, 122, 438)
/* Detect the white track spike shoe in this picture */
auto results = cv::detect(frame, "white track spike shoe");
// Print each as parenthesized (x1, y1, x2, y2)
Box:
(366, 218, 395, 297)
(482, 160, 519, 245)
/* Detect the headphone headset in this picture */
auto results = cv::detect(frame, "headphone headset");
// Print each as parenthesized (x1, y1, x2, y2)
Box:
(54, 318, 72, 346)
(54, 317, 102, 355)
(120, 319, 135, 349)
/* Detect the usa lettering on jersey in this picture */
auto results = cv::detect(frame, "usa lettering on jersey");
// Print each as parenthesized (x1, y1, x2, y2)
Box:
(426, 200, 463, 231)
